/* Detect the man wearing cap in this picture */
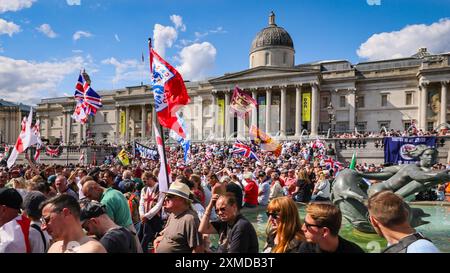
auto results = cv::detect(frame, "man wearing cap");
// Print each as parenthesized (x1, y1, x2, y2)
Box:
(0, 188, 37, 253)
(22, 191, 51, 253)
(40, 194, 106, 253)
(79, 200, 137, 253)
(154, 182, 204, 253)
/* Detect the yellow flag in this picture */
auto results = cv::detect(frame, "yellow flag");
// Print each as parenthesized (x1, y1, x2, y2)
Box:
(120, 111, 126, 136)
(117, 148, 130, 166)
(302, 93, 311, 122)
(218, 98, 224, 126)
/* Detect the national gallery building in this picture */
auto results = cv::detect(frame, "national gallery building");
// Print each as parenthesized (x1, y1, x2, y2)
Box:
(36, 12, 450, 144)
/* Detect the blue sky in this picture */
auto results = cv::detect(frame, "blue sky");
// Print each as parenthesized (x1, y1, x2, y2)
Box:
(1, 0, 450, 105)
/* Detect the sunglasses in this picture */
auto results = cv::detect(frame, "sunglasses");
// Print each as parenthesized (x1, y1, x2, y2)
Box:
(266, 211, 279, 219)
(303, 219, 324, 229)
(215, 207, 227, 214)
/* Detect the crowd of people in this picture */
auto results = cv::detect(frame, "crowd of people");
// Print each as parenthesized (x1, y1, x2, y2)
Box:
(0, 138, 447, 254)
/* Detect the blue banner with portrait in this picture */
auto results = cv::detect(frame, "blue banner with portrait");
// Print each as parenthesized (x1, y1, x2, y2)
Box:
(383, 137, 436, 164)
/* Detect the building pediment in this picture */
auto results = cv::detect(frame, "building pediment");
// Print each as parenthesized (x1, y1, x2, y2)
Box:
(209, 66, 319, 84)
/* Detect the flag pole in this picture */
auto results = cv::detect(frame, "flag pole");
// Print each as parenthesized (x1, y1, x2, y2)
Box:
(149, 38, 171, 187)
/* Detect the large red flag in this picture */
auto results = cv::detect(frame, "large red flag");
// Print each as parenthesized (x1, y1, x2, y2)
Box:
(149, 43, 190, 138)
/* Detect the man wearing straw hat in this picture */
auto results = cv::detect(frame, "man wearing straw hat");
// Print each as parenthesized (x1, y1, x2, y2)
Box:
(154, 182, 204, 253)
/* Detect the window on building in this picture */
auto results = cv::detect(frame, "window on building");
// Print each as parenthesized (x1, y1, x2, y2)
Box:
(427, 122, 434, 132)
(381, 94, 388, 107)
(103, 112, 108, 123)
(102, 133, 108, 139)
(405, 92, 413, 105)
(265, 52, 270, 65)
(283, 52, 287, 64)
(336, 122, 349, 133)
(60, 117, 63, 126)
(321, 97, 329, 108)
(339, 96, 346, 107)
(357, 95, 365, 108)
(378, 120, 390, 130)
(50, 119, 54, 127)
(356, 122, 367, 132)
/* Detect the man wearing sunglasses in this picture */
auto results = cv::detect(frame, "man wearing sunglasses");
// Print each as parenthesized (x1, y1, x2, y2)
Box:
(298, 203, 364, 253)
(199, 192, 258, 253)
(40, 194, 106, 253)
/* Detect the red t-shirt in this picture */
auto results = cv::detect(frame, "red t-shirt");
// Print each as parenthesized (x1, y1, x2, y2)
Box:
(243, 180, 258, 206)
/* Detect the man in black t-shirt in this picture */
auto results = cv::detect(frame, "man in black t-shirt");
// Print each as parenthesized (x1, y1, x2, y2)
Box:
(199, 193, 258, 253)
(298, 202, 364, 253)
(80, 200, 137, 253)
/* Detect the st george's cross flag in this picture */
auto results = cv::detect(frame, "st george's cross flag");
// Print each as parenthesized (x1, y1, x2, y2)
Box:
(7, 108, 41, 168)
(149, 42, 190, 139)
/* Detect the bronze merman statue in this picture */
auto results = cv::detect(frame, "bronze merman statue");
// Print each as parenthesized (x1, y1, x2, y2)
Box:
(331, 145, 450, 233)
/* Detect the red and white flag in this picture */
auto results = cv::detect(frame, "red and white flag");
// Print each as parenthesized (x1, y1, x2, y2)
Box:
(7, 108, 41, 168)
(229, 86, 257, 119)
(154, 123, 171, 194)
(150, 42, 190, 139)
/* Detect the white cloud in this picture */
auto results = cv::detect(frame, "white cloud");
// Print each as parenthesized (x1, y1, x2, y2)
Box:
(194, 31, 208, 39)
(114, 34, 120, 42)
(170, 15, 186, 32)
(357, 18, 450, 61)
(102, 57, 145, 86)
(176, 42, 216, 81)
(73, 30, 92, 41)
(209, 26, 227, 34)
(0, 0, 35, 13)
(36, 23, 57, 38)
(72, 49, 83, 54)
(153, 24, 177, 58)
(0, 55, 90, 104)
(66, 0, 81, 6)
(0, 18, 20, 36)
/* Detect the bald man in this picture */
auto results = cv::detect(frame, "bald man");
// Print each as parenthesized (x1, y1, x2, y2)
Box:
(82, 181, 143, 253)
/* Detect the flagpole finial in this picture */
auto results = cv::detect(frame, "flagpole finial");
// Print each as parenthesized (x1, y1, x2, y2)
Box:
(82, 69, 91, 85)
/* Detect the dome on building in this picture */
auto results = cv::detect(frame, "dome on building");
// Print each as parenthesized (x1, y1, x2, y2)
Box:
(250, 11, 294, 54)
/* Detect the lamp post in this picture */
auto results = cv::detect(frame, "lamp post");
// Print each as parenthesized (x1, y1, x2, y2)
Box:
(327, 102, 335, 136)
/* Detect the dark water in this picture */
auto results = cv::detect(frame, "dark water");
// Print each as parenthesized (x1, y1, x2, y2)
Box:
(210, 204, 449, 253)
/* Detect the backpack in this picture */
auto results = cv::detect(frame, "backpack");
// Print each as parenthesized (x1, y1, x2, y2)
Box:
(382, 233, 432, 253)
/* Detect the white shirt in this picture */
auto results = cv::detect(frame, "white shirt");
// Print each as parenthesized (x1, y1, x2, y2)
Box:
(0, 215, 28, 253)
(29, 220, 51, 253)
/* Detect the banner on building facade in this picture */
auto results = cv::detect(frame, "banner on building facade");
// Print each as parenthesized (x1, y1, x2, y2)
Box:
(383, 137, 436, 164)
(218, 98, 224, 126)
(302, 93, 311, 122)
(120, 111, 126, 137)
(134, 142, 158, 160)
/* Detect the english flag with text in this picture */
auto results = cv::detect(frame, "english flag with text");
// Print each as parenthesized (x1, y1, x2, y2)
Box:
(154, 123, 171, 193)
(149, 41, 190, 138)
(7, 108, 42, 168)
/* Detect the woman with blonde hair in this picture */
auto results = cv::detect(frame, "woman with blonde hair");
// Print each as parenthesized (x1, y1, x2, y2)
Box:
(264, 196, 305, 253)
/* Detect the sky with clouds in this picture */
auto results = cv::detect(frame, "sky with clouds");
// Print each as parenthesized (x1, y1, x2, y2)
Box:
(1, 0, 450, 105)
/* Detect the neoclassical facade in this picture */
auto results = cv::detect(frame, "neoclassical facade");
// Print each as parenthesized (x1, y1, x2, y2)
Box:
(36, 12, 450, 144)
(0, 99, 30, 144)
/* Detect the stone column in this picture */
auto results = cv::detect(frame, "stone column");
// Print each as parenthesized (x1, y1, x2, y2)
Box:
(265, 87, 272, 134)
(45, 115, 50, 140)
(251, 89, 258, 129)
(125, 106, 130, 142)
(280, 86, 287, 137)
(224, 90, 231, 140)
(295, 85, 302, 136)
(311, 82, 319, 136)
(441, 81, 448, 125)
(79, 121, 83, 144)
(348, 89, 356, 131)
(419, 82, 428, 130)
(212, 91, 219, 140)
(151, 105, 156, 140)
(141, 105, 146, 139)
(115, 106, 120, 143)
(6, 111, 10, 143)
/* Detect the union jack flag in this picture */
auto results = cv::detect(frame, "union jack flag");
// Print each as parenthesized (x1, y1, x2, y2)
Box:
(324, 156, 343, 171)
(73, 72, 102, 122)
(45, 146, 61, 157)
(232, 141, 260, 161)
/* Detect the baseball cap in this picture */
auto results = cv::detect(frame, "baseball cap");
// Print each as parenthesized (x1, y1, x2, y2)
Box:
(0, 188, 23, 210)
(23, 191, 47, 219)
(79, 200, 107, 224)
